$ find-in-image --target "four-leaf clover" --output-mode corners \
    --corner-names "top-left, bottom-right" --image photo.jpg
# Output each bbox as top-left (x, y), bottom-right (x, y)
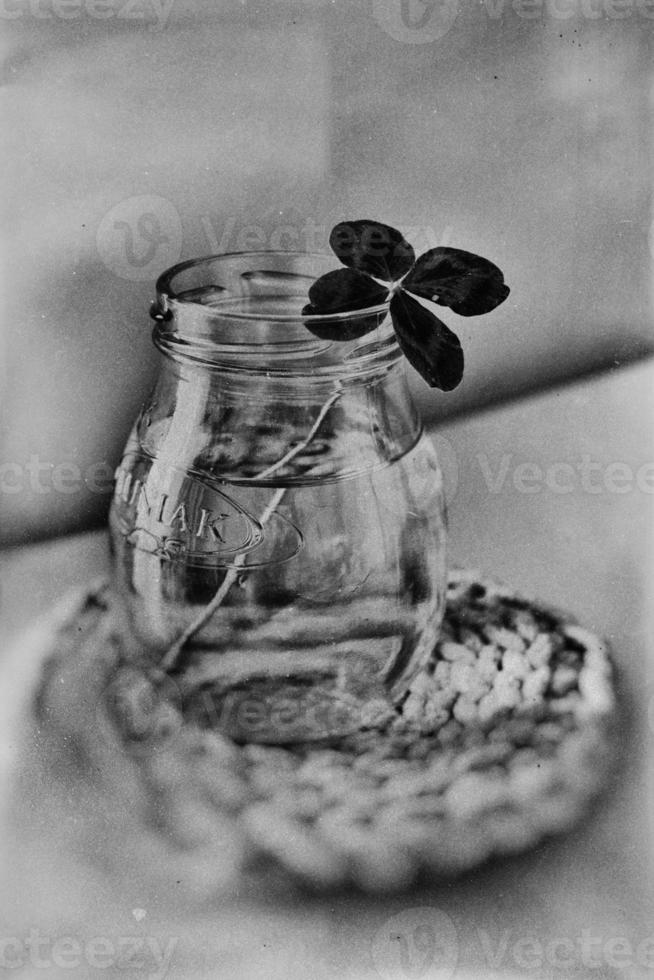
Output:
top-left (302, 220), bottom-right (510, 391)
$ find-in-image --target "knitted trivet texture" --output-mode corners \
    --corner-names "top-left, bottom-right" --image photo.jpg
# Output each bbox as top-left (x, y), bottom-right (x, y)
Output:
top-left (34, 570), bottom-right (618, 896)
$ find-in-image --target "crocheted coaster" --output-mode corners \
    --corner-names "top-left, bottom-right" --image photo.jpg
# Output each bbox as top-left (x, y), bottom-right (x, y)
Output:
top-left (33, 571), bottom-right (617, 896)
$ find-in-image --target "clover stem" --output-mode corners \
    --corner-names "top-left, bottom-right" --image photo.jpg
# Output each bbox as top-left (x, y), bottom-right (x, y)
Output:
top-left (161, 389), bottom-right (342, 674)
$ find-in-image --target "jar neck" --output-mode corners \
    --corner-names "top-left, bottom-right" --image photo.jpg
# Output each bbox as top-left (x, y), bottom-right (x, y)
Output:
top-left (151, 306), bottom-right (403, 385)
top-left (151, 250), bottom-right (402, 383)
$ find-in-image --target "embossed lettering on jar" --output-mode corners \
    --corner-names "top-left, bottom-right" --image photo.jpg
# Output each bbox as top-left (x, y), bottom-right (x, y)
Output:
top-left (109, 251), bottom-right (448, 743)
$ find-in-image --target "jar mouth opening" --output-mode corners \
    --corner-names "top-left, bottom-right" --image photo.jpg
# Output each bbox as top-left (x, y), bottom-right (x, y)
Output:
top-left (154, 250), bottom-right (390, 323)
top-left (152, 250), bottom-right (403, 378)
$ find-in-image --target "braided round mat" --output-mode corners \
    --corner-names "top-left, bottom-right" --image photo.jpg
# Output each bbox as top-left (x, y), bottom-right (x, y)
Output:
top-left (33, 570), bottom-right (618, 897)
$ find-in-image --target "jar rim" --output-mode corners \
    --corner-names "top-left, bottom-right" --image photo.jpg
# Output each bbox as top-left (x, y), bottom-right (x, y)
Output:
top-left (154, 250), bottom-right (391, 323)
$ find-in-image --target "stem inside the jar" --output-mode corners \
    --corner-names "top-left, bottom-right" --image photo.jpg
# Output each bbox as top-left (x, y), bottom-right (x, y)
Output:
top-left (160, 389), bottom-right (342, 674)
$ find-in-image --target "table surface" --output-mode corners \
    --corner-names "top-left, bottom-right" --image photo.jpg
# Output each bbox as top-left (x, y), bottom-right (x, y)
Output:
top-left (1, 360), bottom-right (653, 980)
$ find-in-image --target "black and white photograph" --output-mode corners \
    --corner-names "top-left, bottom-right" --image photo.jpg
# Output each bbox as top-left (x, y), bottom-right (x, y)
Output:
top-left (1, 2), bottom-right (653, 978)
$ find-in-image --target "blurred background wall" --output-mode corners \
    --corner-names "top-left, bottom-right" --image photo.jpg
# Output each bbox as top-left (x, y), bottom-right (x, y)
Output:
top-left (2, 0), bottom-right (652, 545)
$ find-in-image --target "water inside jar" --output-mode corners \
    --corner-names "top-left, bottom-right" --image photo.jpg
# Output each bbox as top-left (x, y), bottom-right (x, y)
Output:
top-left (110, 432), bottom-right (447, 743)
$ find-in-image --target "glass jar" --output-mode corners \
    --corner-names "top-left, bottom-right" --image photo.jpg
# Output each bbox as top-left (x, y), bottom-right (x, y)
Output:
top-left (109, 251), bottom-right (447, 743)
